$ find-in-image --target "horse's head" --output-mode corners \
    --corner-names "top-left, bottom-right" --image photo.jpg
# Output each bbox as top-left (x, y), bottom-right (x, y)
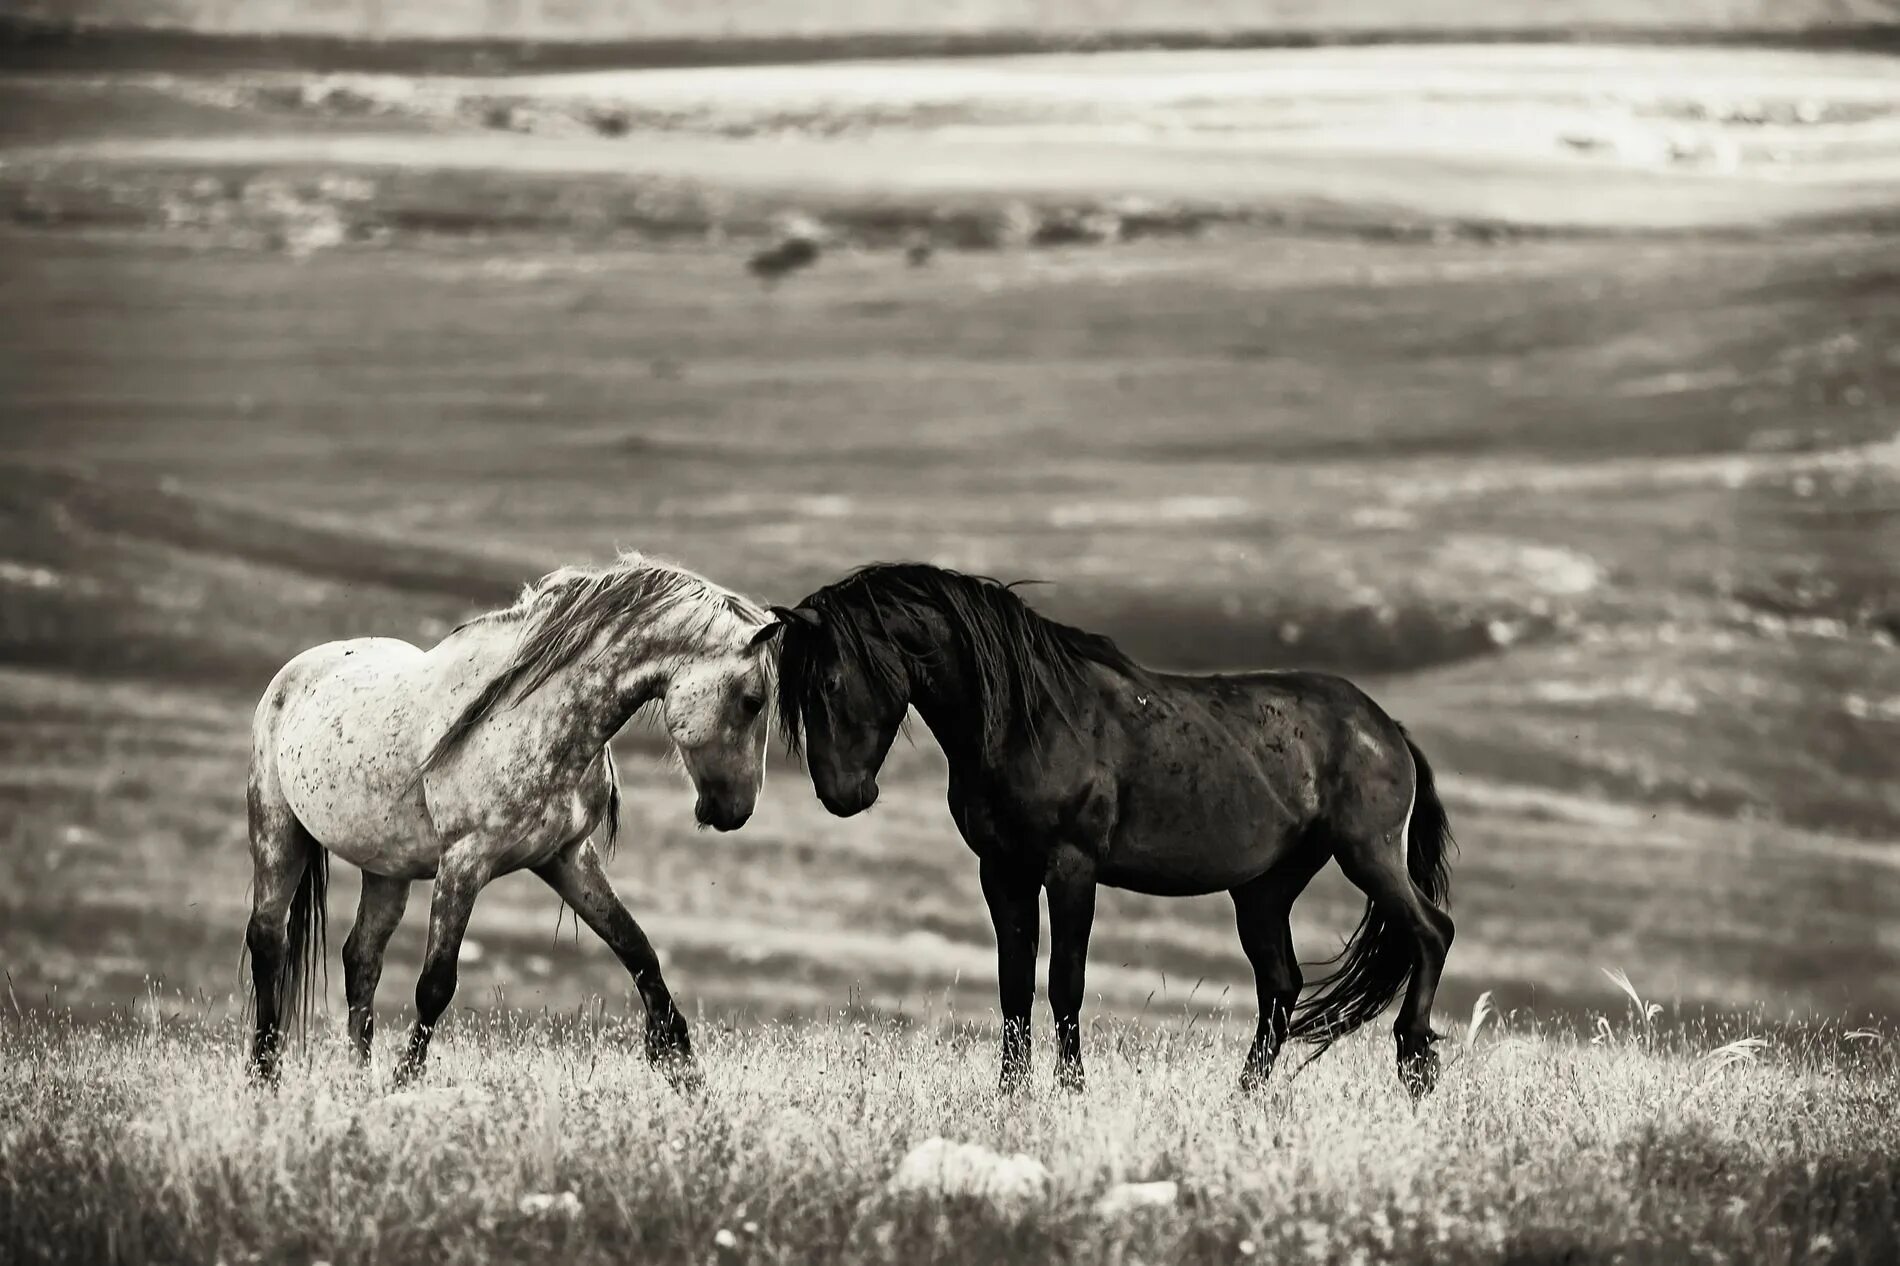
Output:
top-left (771, 563), bottom-right (1137, 819)
top-left (769, 599), bottom-right (910, 818)
top-left (661, 619), bottom-right (781, 832)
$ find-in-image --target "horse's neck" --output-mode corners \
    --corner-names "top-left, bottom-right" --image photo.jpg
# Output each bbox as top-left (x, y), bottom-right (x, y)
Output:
top-left (902, 614), bottom-right (1101, 778)
top-left (903, 630), bottom-right (993, 772)
top-left (552, 655), bottom-right (648, 754)
top-left (451, 617), bottom-right (677, 761)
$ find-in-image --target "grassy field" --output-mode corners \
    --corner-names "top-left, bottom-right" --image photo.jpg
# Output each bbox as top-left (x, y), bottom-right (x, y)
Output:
top-left (0, 42), bottom-right (1897, 1264)
top-left (3, 1008), bottom-right (1897, 1266)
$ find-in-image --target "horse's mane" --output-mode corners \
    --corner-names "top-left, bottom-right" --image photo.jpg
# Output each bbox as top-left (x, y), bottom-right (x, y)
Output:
top-left (419, 552), bottom-right (764, 776)
top-left (776, 562), bottom-right (1144, 759)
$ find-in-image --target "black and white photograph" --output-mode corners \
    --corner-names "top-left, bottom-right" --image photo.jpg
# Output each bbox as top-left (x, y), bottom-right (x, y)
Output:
top-left (2, 2), bottom-right (1897, 1263)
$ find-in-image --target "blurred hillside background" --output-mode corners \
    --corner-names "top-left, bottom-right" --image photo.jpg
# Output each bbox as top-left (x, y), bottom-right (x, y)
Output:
top-left (14, 0), bottom-right (1900, 40)
top-left (1, 1), bottom-right (1897, 1037)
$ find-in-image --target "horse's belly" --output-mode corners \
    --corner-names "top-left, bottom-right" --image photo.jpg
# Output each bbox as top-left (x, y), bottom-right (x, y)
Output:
top-left (1102, 786), bottom-right (1307, 897)
top-left (1098, 844), bottom-right (1271, 898)
top-left (275, 640), bottom-right (437, 876)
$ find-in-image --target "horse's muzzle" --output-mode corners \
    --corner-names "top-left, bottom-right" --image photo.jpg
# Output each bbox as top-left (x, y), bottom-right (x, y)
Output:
top-left (818, 776), bottom-right (878, 818)
top-left (694, 795), bottom-right (752, 832)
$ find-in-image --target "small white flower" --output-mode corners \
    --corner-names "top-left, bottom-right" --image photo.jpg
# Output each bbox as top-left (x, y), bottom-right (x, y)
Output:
top-left (714, 1228), bottom-right (739, 1250)
top-left (1238, 1240), bottom-right (1257, 1257)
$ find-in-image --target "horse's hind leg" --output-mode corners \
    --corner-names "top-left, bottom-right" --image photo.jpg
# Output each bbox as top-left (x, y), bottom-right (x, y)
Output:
top-left (534, 840), bottom-right (701, 1092)
top-left (343, 873), bottom-right (410, 1066)
top-left (1230, 837), bottom-right (1331, 1093)
top-left (1332, 814), bottom-right (1455, 1098)
top-left (246, 780), bottom-right (311, 1085)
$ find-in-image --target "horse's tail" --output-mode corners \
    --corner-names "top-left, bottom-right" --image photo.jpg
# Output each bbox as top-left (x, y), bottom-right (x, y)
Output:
top-left (279, 819), bottom-right (330, 1039)
top-left (1289, 727), bottom-right (1454, 1048)
top-left (599, 745), bottom-right (622, 860)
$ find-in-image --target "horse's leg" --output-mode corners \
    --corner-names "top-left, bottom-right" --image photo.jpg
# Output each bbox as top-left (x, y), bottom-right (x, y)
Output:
top-left (393, 844), bottom-right (493, 1087)
top-left (1044, 843), bottom-right (1097, 1093)
top-left (534, 840), bottom-right (701, 1092)
top-left (246, 784), bottom-right (310, 1086)
top-left (1332, 821), bottom-right (1455, 1098)
top-left (980, 855), bottom-right (1040, 1093)
top-left (1230, 841), bottom-right (1330, 1093)
top-left (343, 873), bottom-right (410, 1067)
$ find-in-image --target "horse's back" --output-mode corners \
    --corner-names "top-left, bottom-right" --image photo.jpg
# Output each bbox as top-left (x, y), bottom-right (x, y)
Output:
top-left (263, 637), bottom-right (427, 732)
top-left (1098, 667), bottom-right (1410, 894)
top-left (1168, 667), bottom-right (1412, 788)
top-left (259, 637), bottom-right (439, 875)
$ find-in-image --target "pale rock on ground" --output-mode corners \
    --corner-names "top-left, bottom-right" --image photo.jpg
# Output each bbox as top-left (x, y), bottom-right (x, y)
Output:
top-left (1093, 1180), bottom-right (1180, 1218)
top-left (517, 1190), bottom-right (583, 1219)
top-left (885, 1137), bottom-right (1052, 1208)
top-left (371, 1085), bottom-right (494, 1116)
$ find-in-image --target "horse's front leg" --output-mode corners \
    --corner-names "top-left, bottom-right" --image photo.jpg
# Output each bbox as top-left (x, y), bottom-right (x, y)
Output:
top-left (979, 855), bottom-right (1040, 1093)
top-left (1044, 843), bottom-right (1098, 1092)
top-left (393, 844), bottom-right (494, 1087)
top-left (535, 840), bottom-right (701, 1093)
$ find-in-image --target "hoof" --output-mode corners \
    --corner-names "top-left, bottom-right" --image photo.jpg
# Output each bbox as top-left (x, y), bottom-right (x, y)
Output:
top-left (1397, 1037), bottom-right (1441, 1100)
top-left (1237, 1046), bottom-right (1280, 1095)
top-left (645, 1018), bottom-right (693, 1065)
top-left (998, 1062), bottom-right (1031, 1096)
top-left (1054, 1062), bottom-right (1086, 1094)
top-left (249, 1033), bottom-right (283, 1089)
top-left (645, 1019), bottom-right (701, 1095)
top-left (656, 1053), bottom-right (705, 1096)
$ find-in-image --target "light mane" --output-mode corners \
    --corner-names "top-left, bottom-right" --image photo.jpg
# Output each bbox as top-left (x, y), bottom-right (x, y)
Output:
top-left (418, 551), bottom-right (766, 775)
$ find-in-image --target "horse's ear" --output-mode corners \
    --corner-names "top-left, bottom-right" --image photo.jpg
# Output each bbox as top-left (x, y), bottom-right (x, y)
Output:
top-left (748, 621), bottom-right (786, 649)
top-left (770, 604), bottom-right (824, 629)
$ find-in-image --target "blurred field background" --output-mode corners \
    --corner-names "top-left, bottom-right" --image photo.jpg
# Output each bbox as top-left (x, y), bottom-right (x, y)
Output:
top-left (16, 0), bottom-right (1900, 41)
top-left (1, 7), bottom-right (1898, 1051)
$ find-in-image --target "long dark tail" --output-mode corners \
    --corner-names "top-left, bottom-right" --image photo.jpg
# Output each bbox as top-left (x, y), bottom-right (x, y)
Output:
top-left (1289, 728), bottom-right (1454, 1047)
top-left (279, 821), bottom-right (329, 1040)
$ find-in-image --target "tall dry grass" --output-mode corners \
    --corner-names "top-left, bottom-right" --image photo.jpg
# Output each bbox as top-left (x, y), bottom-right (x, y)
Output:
top-left (3, 987), bottom-right (1895, 1266)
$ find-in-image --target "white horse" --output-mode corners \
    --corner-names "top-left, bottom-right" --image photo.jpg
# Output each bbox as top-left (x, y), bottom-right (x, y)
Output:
top-left (245, 551), bottom-right (784, 1088)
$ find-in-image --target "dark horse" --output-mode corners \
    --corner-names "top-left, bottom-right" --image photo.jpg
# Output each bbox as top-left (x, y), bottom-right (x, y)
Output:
top-left (769, 563), bottom-right (1454, 1096)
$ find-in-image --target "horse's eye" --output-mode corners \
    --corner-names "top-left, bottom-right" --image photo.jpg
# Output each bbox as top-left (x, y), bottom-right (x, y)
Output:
top-left (740, 693), bottom-right (765, 718)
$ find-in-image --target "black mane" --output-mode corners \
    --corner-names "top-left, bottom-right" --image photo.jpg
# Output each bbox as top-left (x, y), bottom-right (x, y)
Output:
top-left (775, 562), bottom-right (1144, 759)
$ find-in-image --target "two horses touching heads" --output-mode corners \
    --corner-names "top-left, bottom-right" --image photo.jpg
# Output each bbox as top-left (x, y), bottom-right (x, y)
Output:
top-left (247, 552), bottom-right (1454, 1099)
